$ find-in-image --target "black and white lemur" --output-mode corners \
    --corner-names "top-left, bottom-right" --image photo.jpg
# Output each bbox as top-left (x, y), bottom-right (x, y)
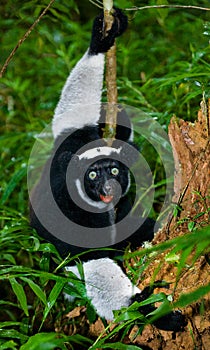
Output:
top-left (30, 8), bottom-right (186, 331)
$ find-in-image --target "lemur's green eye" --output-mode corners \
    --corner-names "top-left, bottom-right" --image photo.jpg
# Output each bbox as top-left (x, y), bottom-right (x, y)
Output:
top-left (89, 171), bottom-right (97, 180)
top-left (111, 167), bottom-right (119, 176)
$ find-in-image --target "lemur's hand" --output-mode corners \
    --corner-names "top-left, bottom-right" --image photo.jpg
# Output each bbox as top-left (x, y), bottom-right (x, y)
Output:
top-left (131, 282), bottom-right (187, 332)
top-left (89, 8), bottom-right (128, 55)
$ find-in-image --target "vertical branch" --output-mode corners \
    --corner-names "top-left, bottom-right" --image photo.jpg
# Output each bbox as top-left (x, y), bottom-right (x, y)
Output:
top-left (103, 0), bottom-right (118, 146)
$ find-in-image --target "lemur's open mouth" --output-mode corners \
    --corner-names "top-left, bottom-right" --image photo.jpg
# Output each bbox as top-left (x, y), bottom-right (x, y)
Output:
top-left (99, 194), bottom-right (114, 203)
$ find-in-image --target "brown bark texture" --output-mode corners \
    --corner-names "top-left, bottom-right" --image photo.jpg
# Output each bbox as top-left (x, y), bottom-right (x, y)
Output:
top-left (136, 99), bottom-right (210, 350)
top-left (102, 8), bottom-right (119, 145)
top-left (168, 98), bottom-right (210, 228)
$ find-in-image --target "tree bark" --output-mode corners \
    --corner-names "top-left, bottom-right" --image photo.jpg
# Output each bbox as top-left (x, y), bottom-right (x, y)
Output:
top-left (168, 99), bottom-right (210, 230)
top-left (141, 99), bottom-right (210, 350)
top-left (102, 1), bottom-right (119, 146)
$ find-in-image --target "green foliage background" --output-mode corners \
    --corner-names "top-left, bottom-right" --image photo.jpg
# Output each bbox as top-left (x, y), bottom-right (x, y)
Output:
top-left (0, 0), bottom-right (209, 348)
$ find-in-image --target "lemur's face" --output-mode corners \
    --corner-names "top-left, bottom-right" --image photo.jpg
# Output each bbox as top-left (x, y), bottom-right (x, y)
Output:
top-left (84, 159), bottom-right (130, 203)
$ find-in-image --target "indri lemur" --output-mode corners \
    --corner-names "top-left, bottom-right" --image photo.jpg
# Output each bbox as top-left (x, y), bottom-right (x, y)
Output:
top-left (30, 8), bottom-right (186, 330)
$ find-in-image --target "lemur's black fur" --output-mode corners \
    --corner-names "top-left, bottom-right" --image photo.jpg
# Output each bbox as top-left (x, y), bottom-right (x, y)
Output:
top-left (30, 8), bottom-right (187, 331)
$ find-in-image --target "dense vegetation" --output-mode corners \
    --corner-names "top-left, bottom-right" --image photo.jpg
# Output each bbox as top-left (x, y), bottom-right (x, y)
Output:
top-left (0, 0), bottom-right (209, 348)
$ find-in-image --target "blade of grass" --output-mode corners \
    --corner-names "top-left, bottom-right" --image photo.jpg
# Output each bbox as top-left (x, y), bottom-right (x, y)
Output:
top-left (0, 165), bottom-right (27, 205)
top-left (20, 277), bottom-right (47, 305)
top-left (9, 278), bottom-right (29, 316)
top-left (40, 280), bottom-right (66, 330)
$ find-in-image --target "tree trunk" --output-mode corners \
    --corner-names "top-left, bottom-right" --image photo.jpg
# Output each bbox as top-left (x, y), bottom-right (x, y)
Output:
top-left (136, 99), bottom-right (210, 350)
top-left (168, 98), bottom-right (210, 231)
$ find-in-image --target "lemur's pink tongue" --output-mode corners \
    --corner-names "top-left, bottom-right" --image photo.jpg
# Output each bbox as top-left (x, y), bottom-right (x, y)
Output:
top-left (100, 194), bottom-right (113, 203)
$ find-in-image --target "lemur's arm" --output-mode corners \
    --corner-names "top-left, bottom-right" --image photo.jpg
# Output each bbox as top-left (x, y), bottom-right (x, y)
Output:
top-left (52, 9), bottom-right (128, 139)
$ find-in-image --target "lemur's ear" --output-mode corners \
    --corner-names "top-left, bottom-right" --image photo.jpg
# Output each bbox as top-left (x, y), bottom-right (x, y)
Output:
top-left (71, 154), bottom-right (79, 165)
top-left (70, 154), bottom-right (83, 173)
top-left (70, 155), bottom-right (89, 176)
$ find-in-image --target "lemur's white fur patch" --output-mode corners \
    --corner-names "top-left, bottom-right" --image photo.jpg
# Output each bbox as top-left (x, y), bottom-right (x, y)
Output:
top-left (78, 146), bottom-right (122, 160)
top-left (66, 258), bottom-right (140, 321)
top-left (75, 179), bottom-right (108, 209)
top-left (52, 51), bottom-right (104, 139)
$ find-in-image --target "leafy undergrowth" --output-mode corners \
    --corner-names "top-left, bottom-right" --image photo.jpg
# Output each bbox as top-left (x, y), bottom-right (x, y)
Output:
top-left (0, 208), bottom-right (209, 349)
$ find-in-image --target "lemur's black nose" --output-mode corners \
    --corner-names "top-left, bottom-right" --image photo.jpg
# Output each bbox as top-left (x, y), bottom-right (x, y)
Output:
top-left (104, 182), bottom-right (112, 195)
top-left (103, 179), bottom-right (116, 196)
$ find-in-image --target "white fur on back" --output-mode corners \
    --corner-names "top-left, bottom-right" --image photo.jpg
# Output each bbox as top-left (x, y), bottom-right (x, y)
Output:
top-left (66, 258), bottom-right (140, 321)
top-left (52, 51), bottom-right (104, 138)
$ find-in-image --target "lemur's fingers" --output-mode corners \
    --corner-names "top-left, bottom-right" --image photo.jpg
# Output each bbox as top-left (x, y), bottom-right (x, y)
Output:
top-left (112, 7), bottom-right (128, 37)
top-left (132, 291), bottom-right (187, 332)
top-left (153, 310), bottom-right (187, 332)
top-left (89, 8), bottom-right (128, 55)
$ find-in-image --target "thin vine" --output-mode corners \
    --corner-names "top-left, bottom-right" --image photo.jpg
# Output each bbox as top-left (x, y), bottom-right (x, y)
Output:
top-left (125, 5), bottom-right (210, 12)
top-left (0, 0), bottom-right (55, 78)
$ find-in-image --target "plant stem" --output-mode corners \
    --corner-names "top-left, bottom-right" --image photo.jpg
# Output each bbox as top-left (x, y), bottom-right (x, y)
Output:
top-left (103, 0), bottom-right (118, 146)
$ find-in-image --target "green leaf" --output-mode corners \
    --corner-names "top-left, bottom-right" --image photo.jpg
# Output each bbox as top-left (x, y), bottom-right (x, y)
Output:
top-left (176, 245), bottom-right (193, 278)
top-left (0, 340), bottom-right (18, 350)
top-left (86, 301), bottom-right (97, 324)
top-left (0, 321), bottom-right (21, 328)
top-left (114, 310), bottom-right (143, 323)
top-left (156, 0), bottom-right (169, 21)
top-left (135, 293), bottom-right (166, 307)
top-left (165, 251), bottom-right (180, 263)
top-left (20, 333), bottom-right (65, 350)
top-left (0, 165), bottom-right (27, 205)
top-left (20, 277), bottom-right (47, 305)
top-left (20, 333), bottom-right (93, 350)
top-left (173, 204), bottom-right (182, 218)
top-left (0, 253), bottom-right (16, 264)
top-left (9, 278), bottom-right (29, 316)
top-left (40, 280), bottom-right (66, 329)
top-left (174, 283), bottom-right (210, 308)
top-left (188, 221), bottom-right (195, 232)
top-left (193, 212), bottom-right (206, 220)
top-left (0, 329), bottom-right (28, 343)
top-left (148, 299), bottom-right (171, 319)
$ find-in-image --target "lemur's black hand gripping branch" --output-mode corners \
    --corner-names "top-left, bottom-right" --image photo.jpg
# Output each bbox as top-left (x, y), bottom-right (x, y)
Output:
top-left (89, 8), bottom-right (128, 55)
